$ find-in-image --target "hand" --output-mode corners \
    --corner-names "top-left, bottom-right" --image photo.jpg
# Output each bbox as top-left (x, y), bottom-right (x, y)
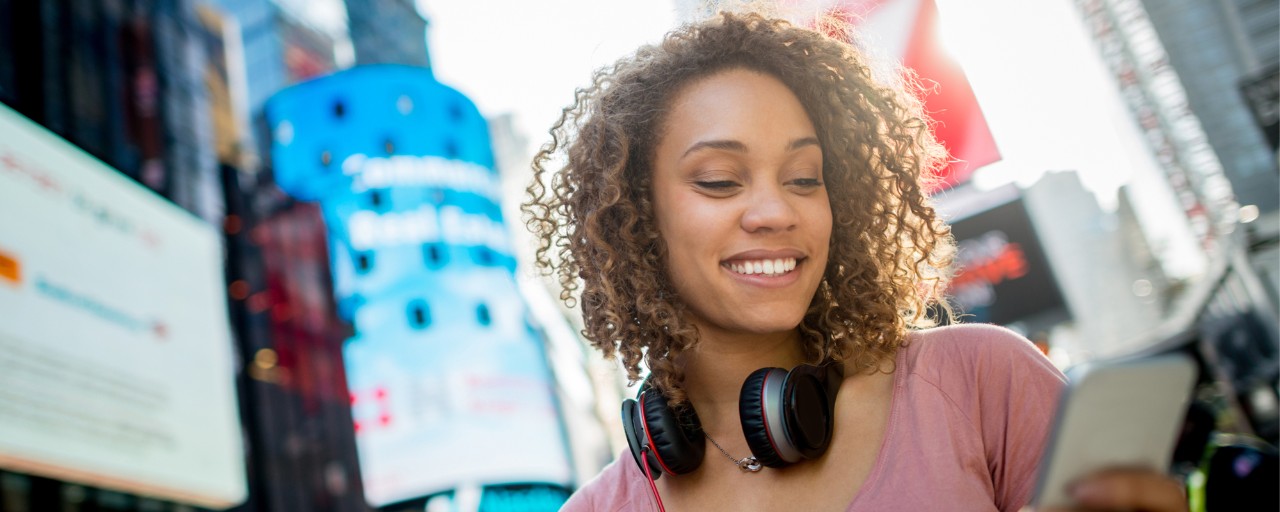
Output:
top-left (1033, 469), bottom-right (1189, 512)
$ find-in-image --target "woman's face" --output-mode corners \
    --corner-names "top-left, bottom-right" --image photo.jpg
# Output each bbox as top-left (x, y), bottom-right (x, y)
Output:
top-left (651, 68), bottom-right (832, 339)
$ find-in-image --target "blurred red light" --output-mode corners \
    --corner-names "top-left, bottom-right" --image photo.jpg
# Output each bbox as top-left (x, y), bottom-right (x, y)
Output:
top-left (224, 214), bottom-right (242, 235)
top-left (229, 280), bottom-right (250, 300)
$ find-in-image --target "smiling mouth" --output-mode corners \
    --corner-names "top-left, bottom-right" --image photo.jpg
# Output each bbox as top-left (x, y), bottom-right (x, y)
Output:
top-left (723, 257), bottom-right (799, 276)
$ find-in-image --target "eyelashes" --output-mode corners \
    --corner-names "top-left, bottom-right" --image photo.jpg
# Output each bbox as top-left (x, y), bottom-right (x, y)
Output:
top-left (696, 177), bottom-right (824, 198)
top-left (692, 179), bottom-right (824, 191)
top-left (694, 180), bottom-right (740, 190)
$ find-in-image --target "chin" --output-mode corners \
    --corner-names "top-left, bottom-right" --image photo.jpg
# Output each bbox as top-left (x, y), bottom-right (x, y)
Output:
top-left (730, 313), bottom-right (808, 335)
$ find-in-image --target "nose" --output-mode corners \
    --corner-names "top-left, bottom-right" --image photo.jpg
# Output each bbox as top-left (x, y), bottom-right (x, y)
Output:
top-left (741, 183), bottom-right (799, 233)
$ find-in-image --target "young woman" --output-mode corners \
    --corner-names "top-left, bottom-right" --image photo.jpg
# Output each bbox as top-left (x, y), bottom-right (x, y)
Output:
top-left (524, 12), bottom-right (1188, 512)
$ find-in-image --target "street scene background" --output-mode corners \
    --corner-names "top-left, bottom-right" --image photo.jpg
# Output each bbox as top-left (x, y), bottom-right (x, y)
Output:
top-left (0, 0), bottom-right (1276, 511)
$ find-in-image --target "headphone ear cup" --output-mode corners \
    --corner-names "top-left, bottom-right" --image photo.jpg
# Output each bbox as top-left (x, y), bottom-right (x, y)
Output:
top-left (621, 398), bottom-right (657, 478)
top-left (782, 365), bottom-right (839, 459)
top-left (639, 389), bottom-right (705, 476)
top-left (739, 368), bottom-right (793, 468)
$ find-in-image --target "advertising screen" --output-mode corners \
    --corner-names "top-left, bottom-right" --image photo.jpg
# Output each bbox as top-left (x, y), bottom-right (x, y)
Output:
top-left (949, 194), bottom-right (1067, 326)
top-left (0, 104), bottom-right (247, 508)
top-left (265, 65), bottom-right (572, 508)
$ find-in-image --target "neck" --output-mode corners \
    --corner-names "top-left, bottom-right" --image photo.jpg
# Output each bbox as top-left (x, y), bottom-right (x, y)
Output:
top-left (679, 326), bottom-right (808, 438)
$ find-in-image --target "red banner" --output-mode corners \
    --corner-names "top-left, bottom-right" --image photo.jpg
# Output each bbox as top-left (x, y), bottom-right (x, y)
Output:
top-left (800, 0), bottom-right (1000, 191)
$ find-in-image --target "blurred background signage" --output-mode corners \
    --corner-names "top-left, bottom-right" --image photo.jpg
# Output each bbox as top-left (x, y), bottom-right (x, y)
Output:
top-left (265, 65), bottom-right (572, 508)
top-left (948, 188), bottom-right (1069, 327)
top-left (0, 103), bottom-right (247, 508)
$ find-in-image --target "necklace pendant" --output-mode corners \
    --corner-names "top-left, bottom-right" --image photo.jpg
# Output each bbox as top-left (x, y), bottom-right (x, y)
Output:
top-left (737, 457), bottom-right (762, 472)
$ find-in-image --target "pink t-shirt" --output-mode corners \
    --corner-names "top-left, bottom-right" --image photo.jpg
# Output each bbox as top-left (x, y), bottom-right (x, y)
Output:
top-left (562, 323), bottom-right (1066, 511)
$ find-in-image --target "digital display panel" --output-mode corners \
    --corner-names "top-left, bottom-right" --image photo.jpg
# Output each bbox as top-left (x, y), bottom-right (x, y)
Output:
top-left (0, 104), bottom-right (247, 508)
top-left (265, 65), bottom-right (571, 507)
top-left (949, 195), bottom-right (1067, 325)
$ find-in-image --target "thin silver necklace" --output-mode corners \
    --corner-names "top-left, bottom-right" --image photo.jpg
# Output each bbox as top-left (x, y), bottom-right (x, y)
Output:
top-left (705, 432), bottom-right (762, 472)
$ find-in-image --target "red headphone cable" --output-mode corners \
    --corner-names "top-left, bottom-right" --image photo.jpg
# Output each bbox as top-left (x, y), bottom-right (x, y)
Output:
top-left (640, 447), bottom-right (667, 512)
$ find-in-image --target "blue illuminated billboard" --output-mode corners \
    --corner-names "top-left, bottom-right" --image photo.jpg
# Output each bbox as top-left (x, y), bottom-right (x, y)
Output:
top-left (265, 65), bottom-right (571, 508)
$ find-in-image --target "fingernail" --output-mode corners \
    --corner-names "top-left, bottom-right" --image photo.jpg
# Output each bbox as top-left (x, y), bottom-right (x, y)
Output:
top-left (1070, 480), bottom-right (1108, 505)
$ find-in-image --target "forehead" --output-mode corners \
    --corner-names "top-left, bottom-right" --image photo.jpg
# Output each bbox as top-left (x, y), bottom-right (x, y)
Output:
top-left (658, 68), bottom-right (818, 151)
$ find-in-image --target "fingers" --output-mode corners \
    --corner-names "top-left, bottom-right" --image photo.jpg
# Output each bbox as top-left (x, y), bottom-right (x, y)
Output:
top-left (1067, 469), bottom-right (1188, 512)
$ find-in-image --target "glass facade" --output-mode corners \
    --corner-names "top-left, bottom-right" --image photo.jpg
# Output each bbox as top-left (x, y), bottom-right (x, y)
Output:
top-left (344, 0), bottom-right (429, 68)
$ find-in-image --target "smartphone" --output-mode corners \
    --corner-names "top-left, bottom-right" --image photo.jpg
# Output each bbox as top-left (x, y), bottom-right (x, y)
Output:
top-left (1031, 353), bottom-right (1198, 509)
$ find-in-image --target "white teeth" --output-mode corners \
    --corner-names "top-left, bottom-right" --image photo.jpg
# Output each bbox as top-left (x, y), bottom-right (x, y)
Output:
top-left (726, 257), bottom-right (798, 276)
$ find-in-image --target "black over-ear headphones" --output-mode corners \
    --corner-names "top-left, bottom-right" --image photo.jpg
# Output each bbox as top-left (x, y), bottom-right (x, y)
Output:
top-left (621, 363), bottom-right (843, 478)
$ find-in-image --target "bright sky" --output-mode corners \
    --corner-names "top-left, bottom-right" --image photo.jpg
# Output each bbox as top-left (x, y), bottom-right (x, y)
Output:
top-left (422, 1), bottom-right (680, 146)
top-left (420, 0), bottom-right (1202, 277)
top-left (424, 0), bottom-right (1127, 191)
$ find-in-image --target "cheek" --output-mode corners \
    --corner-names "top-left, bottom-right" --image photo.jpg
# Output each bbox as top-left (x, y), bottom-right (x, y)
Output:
top-left (660, 192), bottom-right (720, 243)
top-left (660, 211), bottom-right (706, 272)
top-left (811, 200), bottom-right (835, 265)
top-left (656, 199), bottom-right (728, 286)
top-left (811, 196), bottom-right (834, 236)
top-left (653, 206), bottom-right (695, 277)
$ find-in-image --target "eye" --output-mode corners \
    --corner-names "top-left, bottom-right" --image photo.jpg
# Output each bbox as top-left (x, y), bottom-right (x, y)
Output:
top-left (788, 178), bottom-right (825, 190)
top-left (695, 180), bottom-right (740, 190)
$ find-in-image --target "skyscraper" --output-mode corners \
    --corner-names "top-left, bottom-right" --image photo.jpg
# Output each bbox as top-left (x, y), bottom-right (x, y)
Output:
top-left (345, 0), bottom-right (430, 67)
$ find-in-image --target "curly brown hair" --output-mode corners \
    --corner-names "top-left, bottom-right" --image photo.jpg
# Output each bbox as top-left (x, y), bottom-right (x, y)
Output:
top-left (523, 11), bottom-right (955, 409)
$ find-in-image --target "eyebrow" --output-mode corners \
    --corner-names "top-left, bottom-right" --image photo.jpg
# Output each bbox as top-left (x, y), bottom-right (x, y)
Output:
top-left (681, 136), bottom-right (821, 159)
top-left (788, 137), bottom-right (821, 151)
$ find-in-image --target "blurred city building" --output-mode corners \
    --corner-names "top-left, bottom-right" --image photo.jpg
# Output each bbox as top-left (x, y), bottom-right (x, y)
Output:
top-left (1072, 0), bottom-right (1279, 444)
top-left (221, 188), bottom-right (368, 512)
top-left (204, 0), bottom-right (343, 157)
top-left (1073, 0), bottom-right (1242, 254)
top-left (1140, 0), bottom-right (1277, 215)
top-left (1073, 0), bottom-right (1279, 301)
top-left (489, 112), bottom-right (626, 480)
top-left (1023, 171), bottom-right (1166, 359)
top-left (0, 0), bottom-right (221, 223)
top-left (1115, 184), bottom-right (1178, 315)
top-left (344, 0), bottom-right (430, 67)
top-left (275, 10), bottom-right (339, 84)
